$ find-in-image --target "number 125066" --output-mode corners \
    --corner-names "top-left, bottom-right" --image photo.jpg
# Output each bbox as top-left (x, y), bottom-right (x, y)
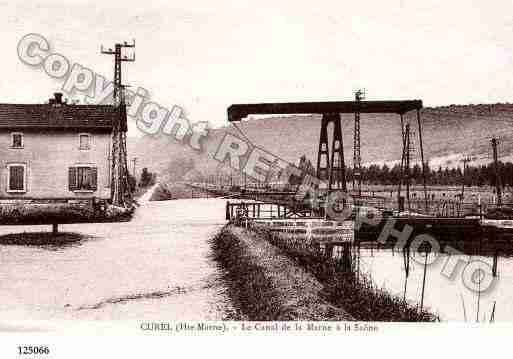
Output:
top-left (18, 346), bottom-right (50, 355)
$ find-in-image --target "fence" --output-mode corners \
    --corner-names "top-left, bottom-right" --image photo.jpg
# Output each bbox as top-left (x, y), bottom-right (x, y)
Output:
top-left (225, 201), bottom-right (318, 221)
top-left (251, 218), bottom-right (354, 244)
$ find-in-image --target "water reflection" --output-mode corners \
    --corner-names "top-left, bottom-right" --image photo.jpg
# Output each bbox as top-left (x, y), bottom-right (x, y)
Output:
top-left (359, 248), bottom-right (513, 321)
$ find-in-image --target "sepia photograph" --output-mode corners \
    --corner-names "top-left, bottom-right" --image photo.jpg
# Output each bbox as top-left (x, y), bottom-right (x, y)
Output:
top-left (0, 0), bottom-right (512, 357)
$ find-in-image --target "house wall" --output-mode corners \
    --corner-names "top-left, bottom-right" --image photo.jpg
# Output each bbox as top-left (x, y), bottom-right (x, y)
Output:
top-left (0, 130), bottom-right (111, 199)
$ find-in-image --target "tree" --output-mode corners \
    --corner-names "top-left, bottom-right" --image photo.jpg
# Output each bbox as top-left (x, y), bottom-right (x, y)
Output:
top-left (380, 164), bottom-right (390, 184)
top-left (128, 174), bottom-right (137, 193)
top-left (140, 168), bottom-right (153, 187)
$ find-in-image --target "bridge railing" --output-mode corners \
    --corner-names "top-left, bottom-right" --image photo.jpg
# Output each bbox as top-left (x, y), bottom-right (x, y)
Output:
top-left (226, 201), bottom-right (319, 222)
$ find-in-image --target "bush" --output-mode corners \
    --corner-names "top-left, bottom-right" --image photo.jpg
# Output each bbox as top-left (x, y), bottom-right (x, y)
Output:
top-left (0, 202), bottom-right (134, 225)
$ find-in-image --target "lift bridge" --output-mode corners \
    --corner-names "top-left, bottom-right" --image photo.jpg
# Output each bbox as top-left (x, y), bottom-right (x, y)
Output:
top-left (225, 98), bottom-right (428, 212)
top-left (222, 97), bottom-right (484, 245)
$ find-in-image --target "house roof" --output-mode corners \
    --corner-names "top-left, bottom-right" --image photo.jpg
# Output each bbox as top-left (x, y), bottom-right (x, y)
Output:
top-left (0, 103), bottom-right (117, 131)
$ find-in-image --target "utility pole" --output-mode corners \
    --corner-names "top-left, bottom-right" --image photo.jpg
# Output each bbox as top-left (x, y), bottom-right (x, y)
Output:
top-left (353, 89), bottom-right (365, 197)
top-left (405, 124), bottom-right (411, 210)
top-left (491, 138), bottom-right (502, 206)
top-left (398, 123), bottom-right (412, 211)
top-left (460, 155), bottom-right (473, 201)
top-left (101, 40), bottom-right (135, 207)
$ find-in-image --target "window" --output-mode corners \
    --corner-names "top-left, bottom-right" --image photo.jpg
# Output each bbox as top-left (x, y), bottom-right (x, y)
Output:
top-left (7, 164), bottom-right (26, 192)
top-left (11, 133), bottom-right (23, 148)
top-left (79, 133), bottom-right (91, 150)
top-left (69, 166), bottom-right (97, 191)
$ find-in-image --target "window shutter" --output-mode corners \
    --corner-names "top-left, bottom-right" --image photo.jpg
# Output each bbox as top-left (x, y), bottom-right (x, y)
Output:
top-left (69, 167), bottom-right (77, 191)
top-left (91, 167), bottom-right (98, 191)
top-left (9, 166), bottom-right (25, 191)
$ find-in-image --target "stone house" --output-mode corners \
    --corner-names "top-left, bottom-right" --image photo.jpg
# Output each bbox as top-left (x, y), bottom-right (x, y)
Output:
top-left (0, 93), bottom-right (116, 201)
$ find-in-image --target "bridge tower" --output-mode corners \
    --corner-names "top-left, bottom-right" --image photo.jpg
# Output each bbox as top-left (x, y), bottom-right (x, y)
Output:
top-left (101, 41), bottom-right (135, 207)
top-left (316, 113), bottom-right (347, 193)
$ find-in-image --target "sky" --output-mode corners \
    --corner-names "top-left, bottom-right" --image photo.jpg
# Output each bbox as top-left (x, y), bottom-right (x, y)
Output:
top-left (2, 0), bottom-right (513, 136)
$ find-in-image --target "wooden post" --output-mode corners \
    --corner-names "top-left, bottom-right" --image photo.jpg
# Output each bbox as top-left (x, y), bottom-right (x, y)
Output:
top-left (420, 250), bottom-right (429, 312)
top-left (403, 247), bottom-right (410, 302)
top-left (52, 223), bottom-right (58, 234)
top-left (492, 250), bottom-right (498, 277)
top-left (325, 243), bottom-right (334, 259)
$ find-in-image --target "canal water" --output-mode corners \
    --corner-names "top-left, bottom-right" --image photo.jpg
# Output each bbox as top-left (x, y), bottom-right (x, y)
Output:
top-left (0, 198), bottom-right (235, 321)
top-left (234, 200), bottom-right (513, 322)
top-left (359, 248), bottom-right (513, 321)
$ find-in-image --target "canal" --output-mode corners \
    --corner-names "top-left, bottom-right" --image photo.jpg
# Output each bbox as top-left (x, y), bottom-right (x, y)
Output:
top-left (359, 249), bottom-right (513, 321)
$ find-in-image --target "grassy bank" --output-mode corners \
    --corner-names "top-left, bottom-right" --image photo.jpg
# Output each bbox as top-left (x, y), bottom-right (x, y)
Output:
top-left (211, 225), bottom-right (353, 321)
top-left (214, 225), bottom-right (438, 322)
top-left (256, 227), bottom-right (439, 322)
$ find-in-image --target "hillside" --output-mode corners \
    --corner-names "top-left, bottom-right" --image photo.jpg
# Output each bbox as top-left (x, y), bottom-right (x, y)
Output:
top-left (127, 103), bottom-right (513, 181)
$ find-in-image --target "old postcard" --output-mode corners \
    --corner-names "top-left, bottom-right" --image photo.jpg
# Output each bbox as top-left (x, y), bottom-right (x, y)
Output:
top-left (0, 0), bottom-right (511, 357)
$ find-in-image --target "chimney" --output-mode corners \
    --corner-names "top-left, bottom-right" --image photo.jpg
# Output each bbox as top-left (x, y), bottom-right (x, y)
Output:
top-left (54, 92), bottom-right (63, 104)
